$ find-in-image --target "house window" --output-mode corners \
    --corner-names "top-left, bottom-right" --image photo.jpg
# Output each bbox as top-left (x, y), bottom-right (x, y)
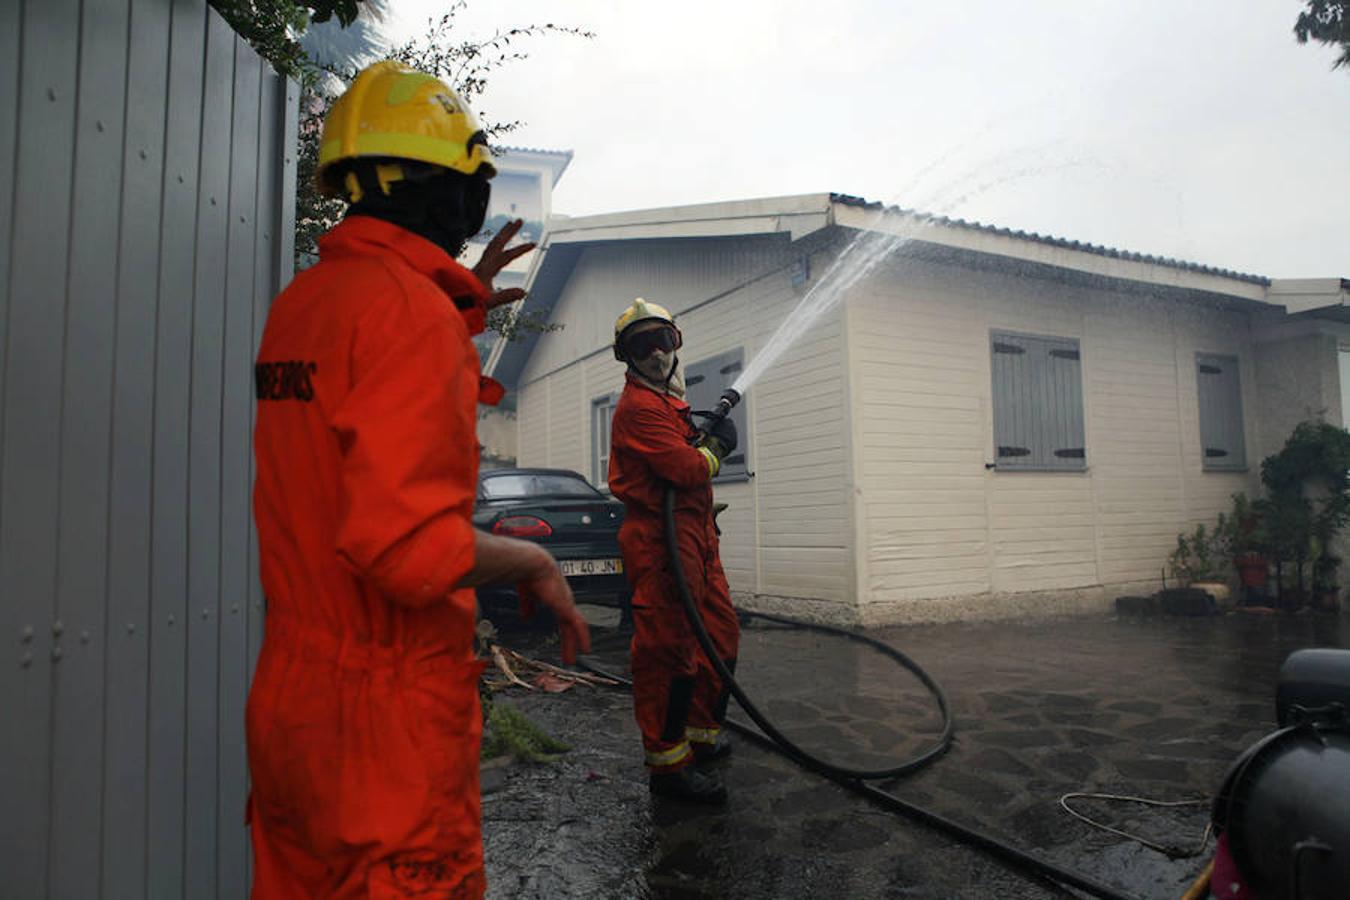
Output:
top-left (684, 348), bottom-right (749, 479)
top-left (1196, 353), bottom-right (1246, 471)
top-left (989, 330), bottom-right (1086, 471)
top-left (591, 394), bottom-right (618, 486)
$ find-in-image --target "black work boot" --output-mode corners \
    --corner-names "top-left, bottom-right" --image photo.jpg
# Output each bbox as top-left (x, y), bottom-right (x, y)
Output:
top-left (649, 766), bottom-right (728, 804)
top-left (691, 734), bottom-right (733, 766)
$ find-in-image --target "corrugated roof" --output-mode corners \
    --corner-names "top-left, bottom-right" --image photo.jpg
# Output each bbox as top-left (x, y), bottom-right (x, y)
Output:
top-left (493, 146), bottom-right (574, 184)
top-left (489, 191), bottom-right (1281, 390)
top-left (498, 145), bottom-right (573, 156)
top-left (830, 193), bottom-right (1271, 286)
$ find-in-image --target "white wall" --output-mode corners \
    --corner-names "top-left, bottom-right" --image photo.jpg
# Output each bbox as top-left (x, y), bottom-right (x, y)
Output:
top-left (520, 232), bottom-right (1282, 625)
top-left (738, 250), bottom-right (853, 616)
top-left (461, 153), bottom-right (562, 292)
top-left (1253, 328), bottom-right (1343, 461)
top-left (848, 256), bottom-right (1262, 624)
top-left (1250, 321), bottom-right (1350, 579)
top-left (516, 235), bottom-right (857, 618)
top-left (490, 171), bottom-right (542, 222)
top-left (521, 237), bottom-right (786, 383)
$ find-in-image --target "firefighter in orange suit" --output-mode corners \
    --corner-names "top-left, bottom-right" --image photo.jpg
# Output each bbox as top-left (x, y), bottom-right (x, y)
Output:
top-left (247, 61), bottom-right (590, 899)
top-left (608, 299), bottom-right (741, 804)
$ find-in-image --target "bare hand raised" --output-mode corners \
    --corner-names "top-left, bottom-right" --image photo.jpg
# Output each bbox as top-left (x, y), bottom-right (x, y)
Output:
top-left (472, 218), bottom-right (537, 310)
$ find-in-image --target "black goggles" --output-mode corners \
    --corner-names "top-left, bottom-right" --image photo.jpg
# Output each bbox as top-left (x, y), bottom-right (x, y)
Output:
top-left (624, 324), bottom-right (682, 360)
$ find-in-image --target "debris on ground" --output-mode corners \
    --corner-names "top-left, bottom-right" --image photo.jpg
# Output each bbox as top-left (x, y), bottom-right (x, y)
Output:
top-left (484, 642), bottom-right (620, 693)
top-left (489, 644), bottom-right (536, 691)
top-left (474, 620), bottom-right (619, 762)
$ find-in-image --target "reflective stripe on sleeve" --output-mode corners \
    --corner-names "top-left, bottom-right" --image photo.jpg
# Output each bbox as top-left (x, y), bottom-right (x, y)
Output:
top-left (698, 446), bottom-right (720, 478)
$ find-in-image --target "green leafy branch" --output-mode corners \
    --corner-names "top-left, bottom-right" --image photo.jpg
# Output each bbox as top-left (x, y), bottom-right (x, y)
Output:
top-left (481, 701), bottom-right (571, 763)
top-left (1295, 1), bottom-right (1350, 71)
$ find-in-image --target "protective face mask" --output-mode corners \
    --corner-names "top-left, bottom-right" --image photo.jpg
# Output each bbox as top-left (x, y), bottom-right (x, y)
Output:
top-left (633, 350), bottom-right (686, 398)
top-left (636, 349), bottom-right (675, 383)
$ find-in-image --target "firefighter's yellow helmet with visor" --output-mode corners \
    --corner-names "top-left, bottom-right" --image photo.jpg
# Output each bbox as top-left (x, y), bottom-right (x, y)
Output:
top-left (316, 60), bottom-right (495, 199)
top-left (613, 299), bottom-right (682, 362)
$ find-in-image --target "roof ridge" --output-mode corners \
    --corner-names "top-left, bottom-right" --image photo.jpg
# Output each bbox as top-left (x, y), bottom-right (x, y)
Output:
top-left (828, 192), bottom-right (1270, 286)
top-left (497, 145), bottom-right (574, 157)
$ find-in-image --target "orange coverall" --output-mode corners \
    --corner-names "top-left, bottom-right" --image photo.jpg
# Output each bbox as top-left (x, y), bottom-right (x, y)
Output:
top-left (248, 214), bottom-right (498, 898)
top-left (608, 373), bottom-right (740, 770)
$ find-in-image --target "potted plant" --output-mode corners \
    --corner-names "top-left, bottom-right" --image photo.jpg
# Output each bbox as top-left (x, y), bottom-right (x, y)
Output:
top-left (1223, 493), bottom-right (1270, 590)
top-left (1169, 523), bottom-right (1230, 606)
top-left (1259, 421), bottom-right (1350, 610)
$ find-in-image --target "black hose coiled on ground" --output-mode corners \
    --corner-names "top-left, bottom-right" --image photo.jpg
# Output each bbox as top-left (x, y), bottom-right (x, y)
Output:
top-left (629, 485), bottom-right (1139, 900)
top-left (661, 490), bottom-right (955, 780)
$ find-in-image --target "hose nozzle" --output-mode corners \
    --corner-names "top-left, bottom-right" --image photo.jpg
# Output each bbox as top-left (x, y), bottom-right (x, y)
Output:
top-left (712, 388), bottom-right (741, 421)
top-left (695, 388), bottom-right (742, 440)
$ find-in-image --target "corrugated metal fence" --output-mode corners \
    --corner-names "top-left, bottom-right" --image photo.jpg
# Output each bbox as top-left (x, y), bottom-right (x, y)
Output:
top-left (0, 0), bottom-right (298, 896)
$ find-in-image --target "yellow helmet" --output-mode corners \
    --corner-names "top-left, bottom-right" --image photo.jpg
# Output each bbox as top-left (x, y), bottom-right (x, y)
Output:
top-left (613, 298), bottom-right (680, 362)
top-left (316, 60), bottom-right (495, 198)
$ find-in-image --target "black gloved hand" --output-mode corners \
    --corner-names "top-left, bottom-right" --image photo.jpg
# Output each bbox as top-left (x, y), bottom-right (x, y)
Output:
top-left (702, 415), bottom-right (738, 460)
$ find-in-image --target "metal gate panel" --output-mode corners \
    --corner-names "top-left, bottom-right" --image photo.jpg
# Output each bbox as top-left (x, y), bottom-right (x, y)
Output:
top-left (146, 3), bottom-right (208, 895)
top-left (276, 81), bottom-right (298, 294)
top-left (183, 10), bottom-right (236, 897)
top-left (0, 0), bottom-right (19, 446)
top-left (216, 36), bottom-right (264, 899)
top-left (1, 0), bottom-right (298, 894)
top-left (100, 0), bottom-right (172, 894)
top-left (244, 86), bottom-right (297, 889)
top-left (0, 1), bottom-right (82, 895)
top-left (48, 0), bottom-right (132, 894)
top-left (246, 66), bottom-right (286, 725)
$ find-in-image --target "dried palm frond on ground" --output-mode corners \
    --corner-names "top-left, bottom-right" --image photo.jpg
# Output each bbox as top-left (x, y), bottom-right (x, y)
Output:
top-left (488, 644), bottom-right (535, 691)
top-left (474, 618), bottom-right (618, 762)
top-left (499, 647), bottom-right (620, 690)
top-left (481, 638), bottom-right (620, 694)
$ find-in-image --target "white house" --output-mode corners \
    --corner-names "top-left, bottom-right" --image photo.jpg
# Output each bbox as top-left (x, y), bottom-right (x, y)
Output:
top-left (487, 192), bottom-right (1350, 625)
top-left (463, 145), bottom-right (573, 292)
top-left (462, 146), bottom-right (572, 464)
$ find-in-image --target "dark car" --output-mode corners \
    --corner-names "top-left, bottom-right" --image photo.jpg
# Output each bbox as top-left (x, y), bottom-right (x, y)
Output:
top-left (473, 468), bottom-right (629, 616)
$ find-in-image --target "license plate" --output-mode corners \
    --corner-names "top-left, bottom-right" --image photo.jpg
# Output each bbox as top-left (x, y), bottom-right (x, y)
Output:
top-left (558, 558), bottom-right (623, 577)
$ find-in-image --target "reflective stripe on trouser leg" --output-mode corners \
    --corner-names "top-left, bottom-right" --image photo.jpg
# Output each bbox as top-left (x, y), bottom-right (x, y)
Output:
top-left (645, 740), bottom-right (693, 769)
top-left (685, 726), bottom-right (720, 745)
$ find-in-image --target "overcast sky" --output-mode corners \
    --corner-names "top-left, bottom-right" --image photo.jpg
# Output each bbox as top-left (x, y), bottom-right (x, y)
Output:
top-left (387, 1), bottom-right (1350, 278)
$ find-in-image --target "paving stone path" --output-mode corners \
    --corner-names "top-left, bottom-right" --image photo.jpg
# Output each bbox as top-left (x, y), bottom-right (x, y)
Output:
top-left (482, 611), bottom-right (1348, 899)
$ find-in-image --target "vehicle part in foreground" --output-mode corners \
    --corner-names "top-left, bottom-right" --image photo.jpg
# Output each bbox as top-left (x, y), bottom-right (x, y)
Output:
top-left (1209, 648), bottom-right (1350, 900)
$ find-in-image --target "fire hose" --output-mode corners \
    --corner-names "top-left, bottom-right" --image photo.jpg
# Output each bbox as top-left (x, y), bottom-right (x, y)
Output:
top-left (581, 388), bottom-right (1143, 900)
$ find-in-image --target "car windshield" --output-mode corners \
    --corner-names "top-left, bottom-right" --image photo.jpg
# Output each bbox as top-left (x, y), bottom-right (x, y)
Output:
top-left (480, 473), bottom-right (602, 500)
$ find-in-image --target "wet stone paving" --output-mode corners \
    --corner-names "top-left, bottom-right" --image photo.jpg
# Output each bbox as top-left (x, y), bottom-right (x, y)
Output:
top-left (480, 610), bottom-right (1349, 899)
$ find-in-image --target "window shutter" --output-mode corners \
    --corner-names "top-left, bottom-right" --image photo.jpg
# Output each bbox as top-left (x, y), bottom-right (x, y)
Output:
top-left (990, 331), bottom-right (1085, 470)
top-left (684, 362), bottom-right (716, 419)
top-left (991, 333), bottom-right (1033, 466)
top-left (591, 395), bottom-right (617, 485)
top-left (1196, 354), bottom-right (1246, 470)
top-left (684, 348), bottom-right (748, 478)
top-left (1043, 337), bottom-right (1086, 470)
